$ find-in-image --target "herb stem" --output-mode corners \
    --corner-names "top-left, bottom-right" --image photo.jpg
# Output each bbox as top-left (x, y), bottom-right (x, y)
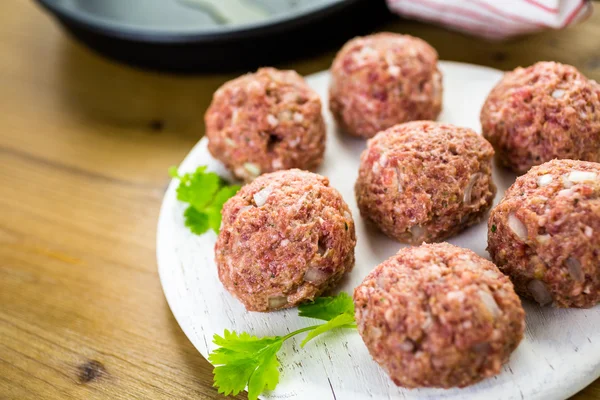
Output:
top-left (282, 325), bottom-right (322, 341)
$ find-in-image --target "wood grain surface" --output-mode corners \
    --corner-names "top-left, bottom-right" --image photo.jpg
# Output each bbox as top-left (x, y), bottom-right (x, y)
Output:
top-left (1, 1), bottom-right (599, 399)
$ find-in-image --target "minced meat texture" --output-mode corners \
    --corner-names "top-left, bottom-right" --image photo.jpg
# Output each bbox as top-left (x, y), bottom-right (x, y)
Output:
top-left (329, 33), bottom-right (442, 139)
top-left (488, 159), bottom-right (600, 308)
top-left (354, 243), bottom-right (525, 388)
top-left (215, 169), bottom-right (356, 312)
top-left (206, 68), bottom-right (326, 181)
top-left (481, 61), bottom-right (600, 174)
top-left (355, 121), bottom-right (496, 244)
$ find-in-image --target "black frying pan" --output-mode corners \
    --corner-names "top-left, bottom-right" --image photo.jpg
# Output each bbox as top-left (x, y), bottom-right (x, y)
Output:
top-left (35, 0), bottom-right (393, 73)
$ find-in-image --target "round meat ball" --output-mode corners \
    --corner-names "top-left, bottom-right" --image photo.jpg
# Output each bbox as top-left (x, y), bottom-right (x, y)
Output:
top-left (354, 243), bottom-right (525, 389)
top-left (481, 61), bottom-right (600, 174)
top-left (329, 33), bottom-right (442, 139)
top-left (215, 169), bottom-right (356, 312)
top-left (488, 159), bottom-right (600, 308)
top-left (355, 121), bottom-right (496, 244)
top-left (206, 68), bottom-right (326, 181)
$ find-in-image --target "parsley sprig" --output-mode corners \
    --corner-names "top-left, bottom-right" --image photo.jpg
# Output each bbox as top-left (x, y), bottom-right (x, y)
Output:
top-left (210, 292), bottom-right (356, 399)
top-left (169, 166), bottom-right (240, 235)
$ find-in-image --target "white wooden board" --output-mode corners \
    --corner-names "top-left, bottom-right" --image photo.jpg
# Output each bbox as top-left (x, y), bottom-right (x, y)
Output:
top-left (157, 61), bottom-right (600, 400)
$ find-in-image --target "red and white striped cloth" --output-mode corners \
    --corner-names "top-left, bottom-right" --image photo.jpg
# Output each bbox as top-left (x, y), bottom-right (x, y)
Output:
top-left (386, 0), bottom-right (593, 40)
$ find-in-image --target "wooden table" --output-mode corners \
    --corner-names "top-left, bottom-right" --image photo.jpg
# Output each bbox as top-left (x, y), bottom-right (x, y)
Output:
top-left (1, 1), bottom-right (599, 399)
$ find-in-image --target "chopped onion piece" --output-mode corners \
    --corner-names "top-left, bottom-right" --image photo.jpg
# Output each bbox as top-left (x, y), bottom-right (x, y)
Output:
top-left (231, 108), bottom-right (240, 124)
top-left (293, 112), bottom-right (304, 123)
top-left (536, 234), bottom-right (551, 244)
top-left (304, 268), bottom-right (329, 284)
top-left (289, 137), bottom-right (301, 147)
top-left (224, 138), bottom-right (236, 147)
top-left (410, 225), bottom-right (425, 241)
top-left (552, 89), bottom-right (565, 98)
top-left (421, 315), bottom-right (433, 330)
top-left (238, 205), bottom-right (254, 215)
top-left (561, 174), bottom-right (574, 188)
top-left (268, 296), bottom-right (288, 310)
top-left (379, 152), bottom-right (389, 167)
top-left (344, 210), bottom-right (352, 220)
top-left (479, 290), bottom-right (501, 318)
top-left (396, 167), bottom-right (404, 193)
top-left (266, 114), bottom-right (279, 127)
top-left (558, 188), bottom-right (574, 197)
top-left (372, 161), bottom-right (381, 174)
top-left (567, 170), bottom-right (597, 183)
top-left (527, 279), bottom-right (553, 305)
top-left (566, 257), bottom-right (584, 282)
top-left (508, 213), bottom-right (527, 240)
top-left (537, 174), bottom-right (553, 187)
top-left (278, 110), bottom-right (292, 121)
top-left (447, 291), bottom-right (466, 302)
top-left (294, 192), bottom-right (309, 211)
top-left (370, 326), bottom-right (382, 339)
top-left (253, 187), bottom-right (272, 207)
top-left (398, 340), bottom-right (415, 352)
top-left (388, 65), bottom-right (401, 77)
top-left (243, 162), bottom-right (261, 177)
top-left (463, 173), bottom-right (482, 204)
top-left (585, 226), bottom-right (593, 237)
top-left (280, 239), bottom-right (289, 246)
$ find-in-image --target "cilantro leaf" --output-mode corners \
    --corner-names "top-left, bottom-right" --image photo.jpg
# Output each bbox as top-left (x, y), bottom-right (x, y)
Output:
top-left (209, 293), bottom-right (357, 399)
top-left (300, 312), bottom-right (356, 347)
top-left (247, 344), bottom-right (281, 399)
top-left (298, 292), bottom-right (355, 321)
top-left (209, 330), bottom-right (284, 400)
top-left (175, 166), bottom-right (222, 210)
top-left (206, 185), bottom-right (241, 233)
top-left (183, 206), bottom-right (209, 235)
top-left (170, 166), bottom-right (240, 235)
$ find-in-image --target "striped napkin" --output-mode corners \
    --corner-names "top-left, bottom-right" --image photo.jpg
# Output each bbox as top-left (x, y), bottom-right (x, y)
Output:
top-left (386, 0), bottom-right (593, 39)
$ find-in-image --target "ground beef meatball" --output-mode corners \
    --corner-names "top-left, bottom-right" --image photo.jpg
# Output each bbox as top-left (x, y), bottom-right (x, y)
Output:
top-left (354, 243), bottom-right (525, 389)
top-left (481, 61), bottom-right (600, 174)
top-left (215, 169), bottom-right (356, 312)
top-left (206, 68), bottom-right (326, 181)
top-left (355, 121), bottom-right (496, 244)
top-left (488, 159), bottom-right (600, 308)
top-left (329, 33), bottom-right (442, 139)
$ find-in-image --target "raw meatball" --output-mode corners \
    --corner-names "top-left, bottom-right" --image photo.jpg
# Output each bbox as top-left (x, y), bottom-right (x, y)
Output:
top-left (354, 243), bottom-right (525, 389)
top-left (329, 33), bottom-right (442, 139)
top-left (488, 159), bottom-right (600, 308)
top-left (206, 68), bottom-right (326, 181)
top-left (481, 61), bottom-right (600, 174)
top-left (355, 121), bottom-right (496, 244)
top-left (215, 169), bottom-right (356, 312)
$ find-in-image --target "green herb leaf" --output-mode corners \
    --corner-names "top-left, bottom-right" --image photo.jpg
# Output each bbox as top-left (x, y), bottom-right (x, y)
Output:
top-left (170, 166), bottom-right (240, 235)
top-left (300, 312), bottom-right (356, 347)
top-left (175, 166), bottom-right (222, 210)
top-left (209, 330), bottom-right (283, 399)
top-left (209, 293), bottom-right (357, 399)
top-left (206, 185), bottom-right (241, 233)
top-left (183, 206), bottom-right (209, 235)
top-left (298, 292), bottom-right (355, 321)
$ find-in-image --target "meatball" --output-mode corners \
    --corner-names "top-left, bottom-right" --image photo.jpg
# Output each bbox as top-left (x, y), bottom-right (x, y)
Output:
top-left (329, 33), bottom-right (442, 139)
top-left (481, 61), bottom-right (600, 174)
top-left (355, 121), bottom-right (496, 244)
top-left (354, 243), bottom-right (525, 389)
top-left (215, 169), bottom-right (356, 312)
top-left (206, 68), bottom-right (326, 181)
top-left (487, 159), bottom-right (600, 308)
